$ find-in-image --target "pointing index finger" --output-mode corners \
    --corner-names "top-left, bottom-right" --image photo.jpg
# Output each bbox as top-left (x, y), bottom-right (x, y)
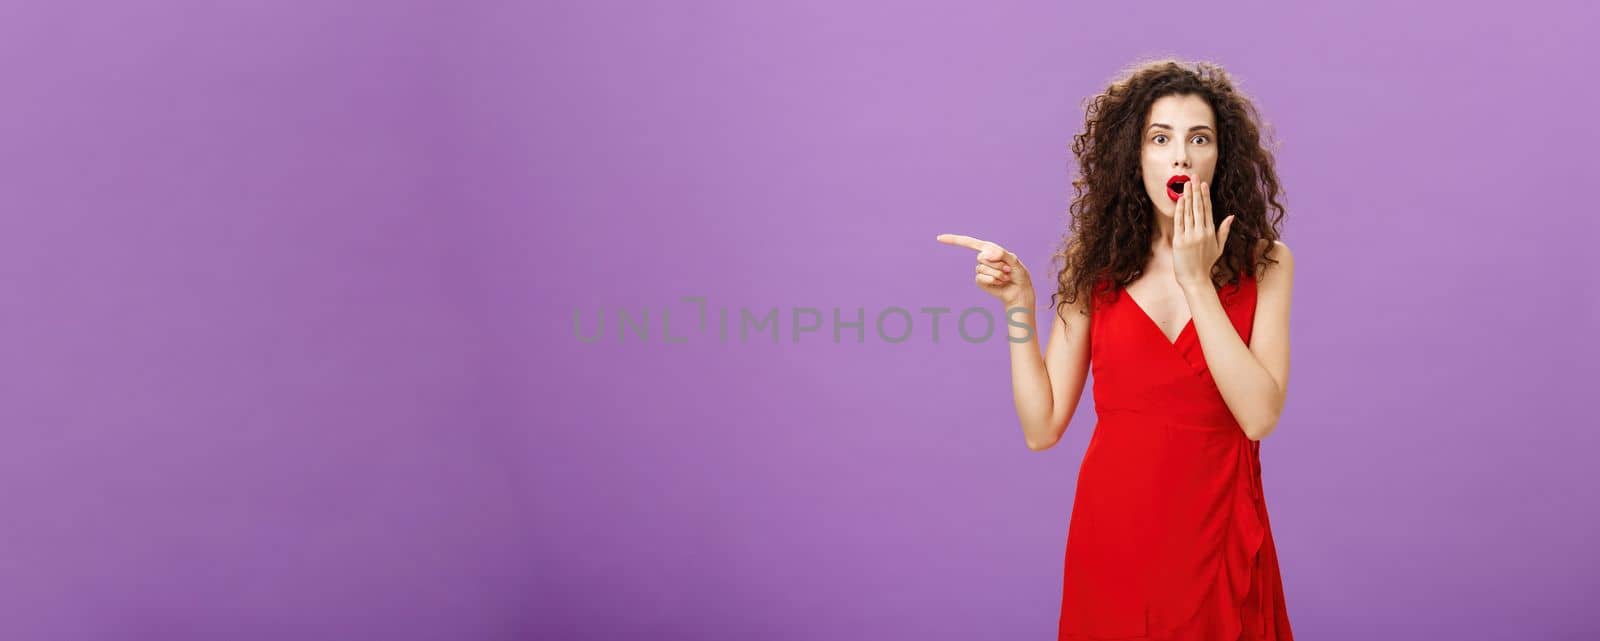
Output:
top-left (935, 233), bottom-right (987, 251)
top-left (937, 233), bottom-right (1010, 262)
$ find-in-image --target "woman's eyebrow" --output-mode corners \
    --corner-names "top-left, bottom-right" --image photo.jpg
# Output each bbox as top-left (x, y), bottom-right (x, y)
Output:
top-left (1147, 123), bottom-right (1215, 133)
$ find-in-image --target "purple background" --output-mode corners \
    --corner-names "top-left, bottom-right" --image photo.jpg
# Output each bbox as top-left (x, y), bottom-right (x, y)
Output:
top-left (2, 1), bottom-right (1596, 639)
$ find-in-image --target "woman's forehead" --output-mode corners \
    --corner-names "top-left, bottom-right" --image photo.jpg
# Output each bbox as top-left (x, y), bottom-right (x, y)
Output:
top-left (1146, 95), bottom-right (1215, 128)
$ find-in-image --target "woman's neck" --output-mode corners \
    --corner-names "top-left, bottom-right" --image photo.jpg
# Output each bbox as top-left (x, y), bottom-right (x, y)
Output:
top-left (1150, 209), bottom-right (1176, 250)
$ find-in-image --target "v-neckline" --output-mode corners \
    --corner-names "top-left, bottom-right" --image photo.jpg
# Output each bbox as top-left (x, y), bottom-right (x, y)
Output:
top-left (1123, 289), bottom-right (1194, 348)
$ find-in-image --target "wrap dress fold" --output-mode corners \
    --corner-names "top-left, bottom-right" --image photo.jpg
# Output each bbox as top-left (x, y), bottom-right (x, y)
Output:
top-left (1058, 273), bottom-right (1293, 641)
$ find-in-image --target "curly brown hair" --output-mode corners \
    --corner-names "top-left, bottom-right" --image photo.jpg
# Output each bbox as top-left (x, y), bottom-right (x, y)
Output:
top-left (1050, 58), bottom-right (1286, 324)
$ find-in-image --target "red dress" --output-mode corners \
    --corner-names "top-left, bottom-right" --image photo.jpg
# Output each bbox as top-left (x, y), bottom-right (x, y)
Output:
top-left (1058, 273), bottom-right (1293, 641)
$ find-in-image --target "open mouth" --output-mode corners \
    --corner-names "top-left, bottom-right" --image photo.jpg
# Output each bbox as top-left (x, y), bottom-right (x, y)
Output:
top-left (1165, 175), bottom-right (1191, 202)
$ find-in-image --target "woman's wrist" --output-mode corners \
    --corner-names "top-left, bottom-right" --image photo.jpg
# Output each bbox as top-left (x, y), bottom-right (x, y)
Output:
top-left (1002, 293), bottom-right (1037, 312)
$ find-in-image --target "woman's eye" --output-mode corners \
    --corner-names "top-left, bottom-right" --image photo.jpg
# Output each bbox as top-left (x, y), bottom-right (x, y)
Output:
top-left (1192, 135), bottom-right (1209, 144)
top-left (1153, 135), bottom-right (1168, 144)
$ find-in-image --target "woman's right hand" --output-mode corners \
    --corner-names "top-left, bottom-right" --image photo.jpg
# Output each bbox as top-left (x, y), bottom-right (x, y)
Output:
top-left (935, 234), bottom-right (1034, 307)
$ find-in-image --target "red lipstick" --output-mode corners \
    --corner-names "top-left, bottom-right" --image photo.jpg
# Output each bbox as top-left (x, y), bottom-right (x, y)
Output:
top-left (1165, 175), bottom-right (1190, 202)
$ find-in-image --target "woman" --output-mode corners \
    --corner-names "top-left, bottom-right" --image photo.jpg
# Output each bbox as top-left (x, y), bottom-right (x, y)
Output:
top-left (936, 59), bottom-right (1295, 640)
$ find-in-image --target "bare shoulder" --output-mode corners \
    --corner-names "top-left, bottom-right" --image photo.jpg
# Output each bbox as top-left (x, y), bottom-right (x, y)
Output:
top-left (1050, 281), bottom-right (1094, 334)
top-left (1254, 238), bottom-right (1294, 287)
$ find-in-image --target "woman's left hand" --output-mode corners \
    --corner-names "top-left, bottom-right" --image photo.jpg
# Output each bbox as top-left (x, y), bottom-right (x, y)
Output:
top-left (1172, 180), bottom-right (1235, 289)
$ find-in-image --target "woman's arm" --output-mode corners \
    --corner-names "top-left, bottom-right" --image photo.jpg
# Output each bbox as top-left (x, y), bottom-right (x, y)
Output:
top-left (1183, 239), bottom-right (1295, 440)
top-left (1007, 293), bottom-right (1093, 451)
top-left (934, 233), bottom-right (1092, 451)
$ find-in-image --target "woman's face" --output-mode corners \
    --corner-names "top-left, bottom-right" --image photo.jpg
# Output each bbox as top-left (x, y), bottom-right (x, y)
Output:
top-left (1140, 93), bottom-right (1218, 218)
